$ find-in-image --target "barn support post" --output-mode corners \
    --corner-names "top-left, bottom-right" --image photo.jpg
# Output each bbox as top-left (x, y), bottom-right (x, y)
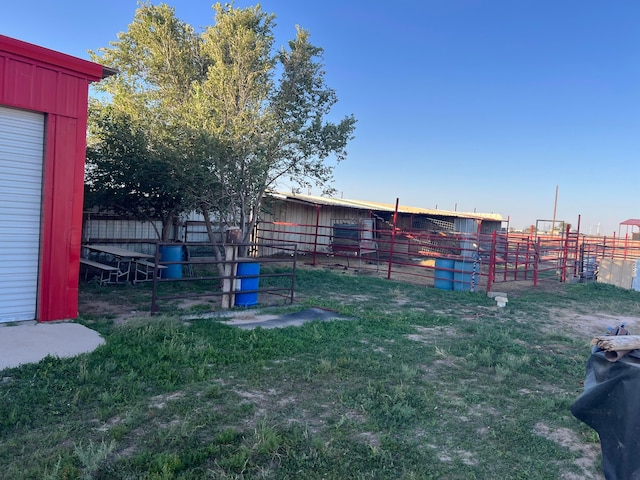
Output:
top-left (386, 198), bottom-right (400, 280)
top-left (311, 204), bottom-right (321, 266)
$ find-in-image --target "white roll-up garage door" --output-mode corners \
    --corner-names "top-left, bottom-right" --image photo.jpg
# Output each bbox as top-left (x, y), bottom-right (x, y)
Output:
top-left (0, 106), bottom-right (45, 322)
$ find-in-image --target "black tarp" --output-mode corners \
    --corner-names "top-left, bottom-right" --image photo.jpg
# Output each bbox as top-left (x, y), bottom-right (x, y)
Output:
top-left (571, 349), bottom-right (640, 480)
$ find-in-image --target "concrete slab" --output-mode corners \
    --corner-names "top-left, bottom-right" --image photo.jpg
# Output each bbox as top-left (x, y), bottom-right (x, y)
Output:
top-left (0, 322), bottom-right (105, 371)
top-left (225, 307), bottom-right (354, 330)
top-left (188, 307), bottom-right (354, 330)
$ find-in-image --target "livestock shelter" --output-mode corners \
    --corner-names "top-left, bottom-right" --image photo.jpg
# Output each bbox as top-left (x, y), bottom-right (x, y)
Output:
top-left (619, 219), bottom-right (640, 240)
top-left (0, 35), bottom-right (111, 322)
top-left (256, 192), bottom-right (504, 256)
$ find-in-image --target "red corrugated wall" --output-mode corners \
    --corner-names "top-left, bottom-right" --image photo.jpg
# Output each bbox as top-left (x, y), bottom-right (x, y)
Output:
top-left (0, 35), bottom-right (103, 321)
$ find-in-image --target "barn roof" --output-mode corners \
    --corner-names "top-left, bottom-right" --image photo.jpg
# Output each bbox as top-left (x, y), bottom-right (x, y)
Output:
top-left (0, 34), bottom-right (115, 80)
top-left (620, 219), bottom-right (640, 227)
top-left (270, 192), bottom-right (504, 222)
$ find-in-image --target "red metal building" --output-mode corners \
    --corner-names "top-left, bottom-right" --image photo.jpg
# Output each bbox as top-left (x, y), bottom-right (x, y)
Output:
top-left (0, 35), bottom-right (111, 322)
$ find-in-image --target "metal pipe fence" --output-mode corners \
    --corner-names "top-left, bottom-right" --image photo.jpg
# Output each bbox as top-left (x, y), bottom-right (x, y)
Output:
top-left (150, 242), bottom-right (297, 314)
top-left (255, 220), bottom-right (626, 292)
top-left (82, 212), bottom-right (640, 294)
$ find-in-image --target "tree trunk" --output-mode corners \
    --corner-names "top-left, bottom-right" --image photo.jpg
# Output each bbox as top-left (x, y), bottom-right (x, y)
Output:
top-left (161, 211), bottom-right (175, 242)
top-left (201, 207), bottom-right (227, 278)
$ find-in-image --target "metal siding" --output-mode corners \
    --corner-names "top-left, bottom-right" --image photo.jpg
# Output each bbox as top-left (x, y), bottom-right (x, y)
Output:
top-left (0, 37), bottom-right (102, 321)
top-left (39, 114), bottom-right (84, 321)
top-left (0, 43), bottom-right (97, 117)
top-left (32, 66), bottom-right (58, 112)
top-left (56, 73), bottom-right (80, 116)
top-left (0, 35), bottom-right (104, 83)
top-left (3, 58), bottom-right (34, 109)
top-left (0, 106), bottom-right (44, 322)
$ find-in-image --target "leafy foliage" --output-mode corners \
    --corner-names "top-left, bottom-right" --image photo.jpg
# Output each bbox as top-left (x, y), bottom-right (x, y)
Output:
top-left (86, 2), bottom-right (356, 243)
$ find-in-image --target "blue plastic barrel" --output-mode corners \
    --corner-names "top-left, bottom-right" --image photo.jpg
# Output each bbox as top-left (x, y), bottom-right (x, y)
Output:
top-left (159, 245), bottom-right (183, 279)
top-left (235, 261), bottom-right (260, 307)
top-left (434, 258), bottom-right (455, 290)
top-left (453, 260), bottom-right (478, 292)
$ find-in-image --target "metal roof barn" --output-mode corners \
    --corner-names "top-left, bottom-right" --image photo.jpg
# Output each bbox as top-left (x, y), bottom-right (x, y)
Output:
top-left (0, 35), bottom-right (109, 322)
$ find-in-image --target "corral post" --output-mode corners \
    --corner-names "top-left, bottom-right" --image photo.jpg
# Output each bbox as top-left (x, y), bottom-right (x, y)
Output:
top-left (561, 224), bottom-right (570, 283)
top-left (486, 231), bottom-right (497, 293)
top-left (386, 198), bottom-right (400, 280)
top-left (533, 237), bottom-right (540, 287)
top-left (611, 233), bottom-right (615, 259)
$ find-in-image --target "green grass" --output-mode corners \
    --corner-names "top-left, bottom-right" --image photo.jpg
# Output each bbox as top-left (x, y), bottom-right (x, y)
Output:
top-left (1, 268), bottom-right (633, 478)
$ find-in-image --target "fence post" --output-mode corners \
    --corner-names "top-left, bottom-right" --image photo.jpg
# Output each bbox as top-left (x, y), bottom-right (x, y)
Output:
top-left (151, 241), bottom-right (160, 314)
top-left (561, 224), bottom-right (570, 283)
top-left (221, 230), bottom-right (240, 308)
top-left (533, 238), bottom-right (540, 287)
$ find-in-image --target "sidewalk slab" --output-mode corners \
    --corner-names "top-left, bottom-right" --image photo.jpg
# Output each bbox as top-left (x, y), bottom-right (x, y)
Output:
top-left (0, 322), bottom-right (105, 371)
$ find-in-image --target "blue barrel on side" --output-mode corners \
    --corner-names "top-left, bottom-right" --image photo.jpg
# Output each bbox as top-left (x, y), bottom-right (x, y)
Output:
top-left (453, 260), bottom-right (478, 292)
top-left (434, 258), bottom-right (455, 290)
top-left (159, 245), bottom-right (183, 279)
top-left (235, 261), bottom-right (260, 307)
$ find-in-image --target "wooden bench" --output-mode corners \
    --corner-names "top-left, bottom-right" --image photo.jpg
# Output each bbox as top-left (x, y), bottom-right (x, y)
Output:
top-left (132, 259), bottom-right (168, 283)
top-left (80, 258), bottom-right (121, 285)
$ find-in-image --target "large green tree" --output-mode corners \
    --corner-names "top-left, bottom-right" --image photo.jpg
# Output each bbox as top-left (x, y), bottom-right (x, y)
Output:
top-left (86, 1), bottom-right (356, 246)
top-left (86, 2), bottom-right (206, 240)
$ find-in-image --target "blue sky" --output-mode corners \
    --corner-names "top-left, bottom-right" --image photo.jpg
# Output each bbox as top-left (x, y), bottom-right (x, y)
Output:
top-left (2, 1), bottom-right (639, 235)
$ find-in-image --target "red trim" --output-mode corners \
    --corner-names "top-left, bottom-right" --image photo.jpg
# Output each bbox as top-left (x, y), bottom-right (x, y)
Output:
top-left (0, 35), bottom-right (103, 81)
top-left (620, 219), bottom-right (640, 227)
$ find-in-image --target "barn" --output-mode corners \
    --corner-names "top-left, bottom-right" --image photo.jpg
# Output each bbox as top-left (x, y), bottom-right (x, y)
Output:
top-left (257, 192), bottom-right (505, 257)
top-left (0, 35), bottom-right (112, 323)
